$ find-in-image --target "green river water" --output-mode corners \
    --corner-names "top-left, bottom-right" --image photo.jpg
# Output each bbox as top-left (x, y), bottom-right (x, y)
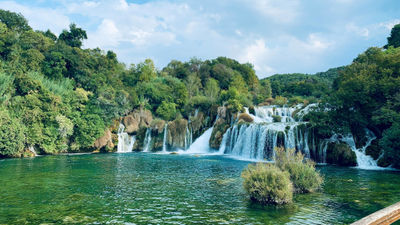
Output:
top-left (0, 153), bottom-right (399, 224)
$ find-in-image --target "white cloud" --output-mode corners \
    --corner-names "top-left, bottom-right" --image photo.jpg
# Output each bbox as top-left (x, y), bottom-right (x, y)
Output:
top-left (346, 23), bottom-right (370, 37)
top-left (0, 1), bottom-right (70, 34)
top-left (379, 19), bottom-right (400, 30)
top-left (247, 0), bottom-right (300, 23)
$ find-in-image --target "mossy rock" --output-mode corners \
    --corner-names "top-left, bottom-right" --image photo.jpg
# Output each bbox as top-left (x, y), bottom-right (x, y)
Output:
top-left (276, 131), bottom-right (285, 148)
top-left (365, 139), bottom-right (381, 160)
top-left (249, 106), bottom-right (255, 115)
top-left (210, 118), bottom-right (229, 149)
top-left (272, 115), bottom-right (282, 122)
top-left (238, 113), bottom-right (254, 123)
top-left (326, 142), bottom-right (357, 166)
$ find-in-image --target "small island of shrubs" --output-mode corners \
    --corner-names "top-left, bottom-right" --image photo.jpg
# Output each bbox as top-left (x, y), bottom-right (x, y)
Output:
top-left (241, 147), bottom-right (323, 205)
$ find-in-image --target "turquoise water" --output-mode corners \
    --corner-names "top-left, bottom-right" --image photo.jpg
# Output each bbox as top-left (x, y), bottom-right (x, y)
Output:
top-left (1, 153), bottom-right (400, 224)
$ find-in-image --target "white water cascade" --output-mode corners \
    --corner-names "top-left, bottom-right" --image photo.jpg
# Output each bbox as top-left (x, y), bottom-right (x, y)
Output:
top-left (142, 128), bottom-right (152, 152)
top-left (29, 146), bottom-right (38, 156)
top-left (117, 123), bottom-right (136, 153)
top-left (220, 105), bottom-right (309, 161)
top-left (316, 130), bottom-right (380, 169)
top-left (185, 127), bottom-right (214, 154)
top-left (184, 126), bottom-right (193, 150)
top-left (340, 130), bottom-right (378, 169)
top-left (162, 124), bottom-right (168, 153)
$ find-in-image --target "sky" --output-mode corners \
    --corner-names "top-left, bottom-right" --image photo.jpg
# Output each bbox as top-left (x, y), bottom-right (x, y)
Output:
top-left (1, 0), bottom-right (399, 78)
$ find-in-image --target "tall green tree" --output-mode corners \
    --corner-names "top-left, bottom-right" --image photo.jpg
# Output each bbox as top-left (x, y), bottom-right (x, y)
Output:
top-left (0, 9), bottom-right (31, 32)
top-left (58, 23), bottom-right (87, 48)
top-left (385, 24), bottom-right (400, 49)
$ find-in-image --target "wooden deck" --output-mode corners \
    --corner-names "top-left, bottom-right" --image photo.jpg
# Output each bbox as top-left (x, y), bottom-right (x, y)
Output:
top-left (351, 202), bottom-right (400, 225)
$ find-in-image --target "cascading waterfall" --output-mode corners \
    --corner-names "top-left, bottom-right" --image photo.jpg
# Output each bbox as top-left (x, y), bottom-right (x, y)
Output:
top-left (221, 105), bottom-right (305, 160)
top-left (117, 123), bottom-right (136, 153)
top-left (142, 128), bottom-right (152, 152)
top-left (184, 126), bottom-right (193, 150)
top-left (162, 124), bottom-right (168, 152)
top-left (29, 146), bottom-right (38, 156)
top-left (339, 130), bottom-right (378, 169)
top-left (316, 130), bottom-right (379, 169)
top-left (185, 127), bottom-right (214, 154)
top-left (219, 121), bottom-right (309, 161)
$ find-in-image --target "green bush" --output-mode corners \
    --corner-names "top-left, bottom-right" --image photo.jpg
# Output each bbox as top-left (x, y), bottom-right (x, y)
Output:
top-left (241, 163), bottom-right (293, 205)
top-left (275, 147), bottom-right (323, 193)
top-left (156, 101), bottom-right (177, 121)
top-left (272, 96), bottom-right (287, 106)
top-left (0, 108), bottom-right (25, 157)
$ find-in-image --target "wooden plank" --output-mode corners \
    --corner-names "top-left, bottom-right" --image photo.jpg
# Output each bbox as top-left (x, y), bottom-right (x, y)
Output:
top-left (351, 202), bottom-right (400, 225)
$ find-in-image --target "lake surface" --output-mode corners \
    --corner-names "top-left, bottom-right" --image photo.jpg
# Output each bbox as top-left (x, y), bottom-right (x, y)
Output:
top-left (1, 153), bottom-right (400, 224)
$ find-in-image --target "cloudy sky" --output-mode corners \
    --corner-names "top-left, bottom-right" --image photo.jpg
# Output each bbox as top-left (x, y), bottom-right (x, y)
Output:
top-left (1, 0), bottom-right (399, 78)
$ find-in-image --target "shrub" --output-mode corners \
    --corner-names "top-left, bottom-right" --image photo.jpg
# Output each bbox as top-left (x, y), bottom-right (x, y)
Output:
top-left (0, 108), bottom-right (25, 157)
top-left (272, 96), bottom-right (287, 106)
top-left (277, 147), bottom-right (323, 192)
top-left (241, 163), bottom-right (293, 205)
top-left (272, 115), bottom-right (282, 122)
top-left (156, 101), bottom-right (177, 121)
top-left (275, 147), bottom-right (323, 193)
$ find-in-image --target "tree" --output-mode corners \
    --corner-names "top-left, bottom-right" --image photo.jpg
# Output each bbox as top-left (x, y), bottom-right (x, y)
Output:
top-left (156, 101), bottom-right (177, 121)
top-left (185, 73), bottom-right (201, 99)
top-left (380, 122), bottom-right (400, 168)
top-left (385, 24), bottom-right (400, 49)
top-left (58, 23), bottom-right (87, 48)
top-left (204, 78), bottom-right (220, 101)
top-left (0, 108), bottom-right (25, 157)
top-left (0, 9), bottom-right (31, 32)
top-left (137, 59), bottom-right (157, 82)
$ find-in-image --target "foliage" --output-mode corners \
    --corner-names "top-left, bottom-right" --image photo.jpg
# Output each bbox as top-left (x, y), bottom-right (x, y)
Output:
top-left (156, 101), bottom-right (177, 121)
top-left (380, 123), bottom-right (400, 168)
top-left (264, 67), bottom-right (344, 98)
top-left (275, 148), bottom-right (323, 193)
top-left (204, 78), bottom-right (220, 102)
top-left (272, 96), bottom-right (288, 106)
top-left (0, 108), bottom-right (25, 157)
top-left (384, 23), bottom-right (400, 49)
top-left (241, 163), bottom-right (293, 205)
top-left (58, 23), bottom-right (87, 48)
top-left (0, 9), bottom-right (31, 32)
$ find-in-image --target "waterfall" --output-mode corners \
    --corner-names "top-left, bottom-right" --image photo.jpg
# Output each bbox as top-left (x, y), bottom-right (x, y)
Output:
top-left (184, 126), bottom-right (193, 149)
top-left (142, 128), bottom-right (152, 152)
top-left (185, 127), bottom-right (214, 154)
top-left (316, 130), bottom-right (380, 169)
top-left (29, 146), bottom-right (38, 156)
top-left (117, 123), bottom-right (136, 153)
top-left (162, 124), bottom-right (168, 152)
top-left (219, 105), bottom-right (311, 161)
top-left (219, 122), bottom-right (311, 161)
top-left (340, 130), bottom-right (378, 169)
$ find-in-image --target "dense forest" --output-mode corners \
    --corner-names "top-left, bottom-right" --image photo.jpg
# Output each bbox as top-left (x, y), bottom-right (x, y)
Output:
top-left (0, 9), bottom-right (399, 168)
top-left (0, 10), bottom-right (270, 157)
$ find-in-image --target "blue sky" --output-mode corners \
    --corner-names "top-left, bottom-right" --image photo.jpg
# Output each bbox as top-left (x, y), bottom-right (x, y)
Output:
top-left (1, 0), bottom-right (399, 78)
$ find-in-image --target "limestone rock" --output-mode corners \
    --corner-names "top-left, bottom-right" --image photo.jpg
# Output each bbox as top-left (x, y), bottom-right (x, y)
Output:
top-left (209, 118), bottom-right (230, 149)
top-left (122, 109), bottom-right (153, 134)
top-left (167, 119), bottom-right (189, 149)
top-left (94, 129), bottom-right (114, 150)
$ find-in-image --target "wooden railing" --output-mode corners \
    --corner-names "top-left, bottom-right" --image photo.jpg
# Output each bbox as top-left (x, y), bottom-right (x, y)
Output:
top-left (351, 202), bottom-right (400, 225)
